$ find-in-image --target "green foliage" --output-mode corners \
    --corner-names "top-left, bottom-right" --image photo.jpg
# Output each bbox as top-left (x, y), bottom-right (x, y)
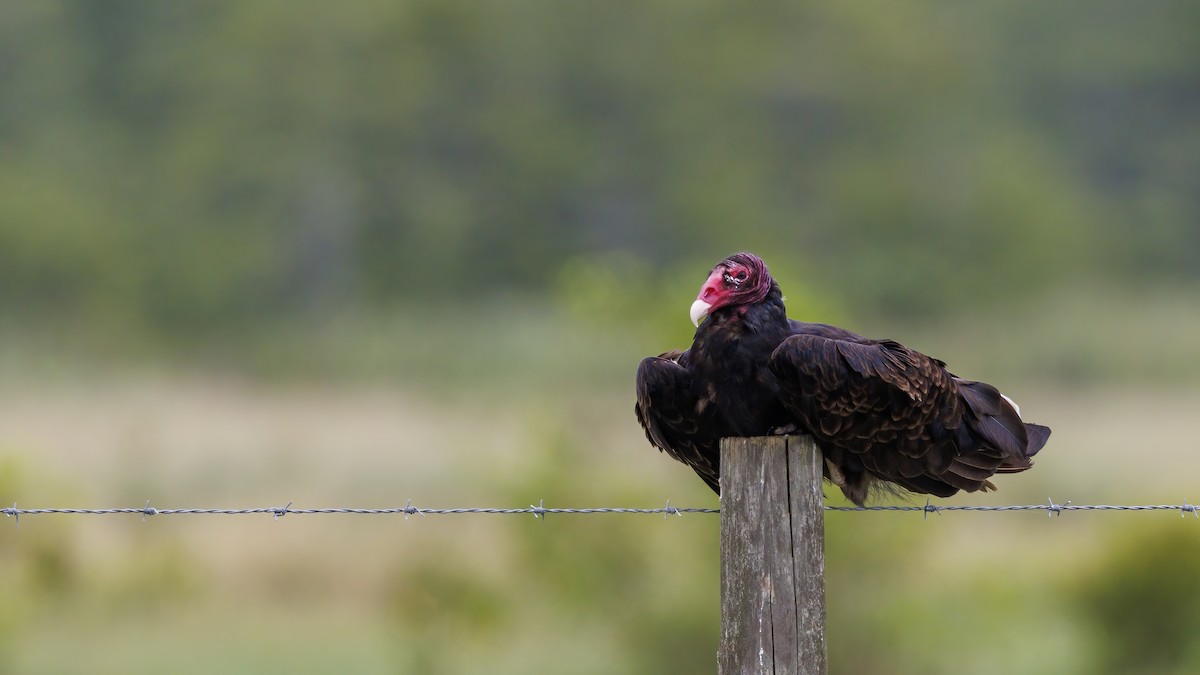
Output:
top-left (101, 538), bottom-right (207, 611)
top-left (0, 0), bottom-right (1196, 344)
top-left (0, 456), bottom-right (77, 669)
top-left (1073, 523), bottom-right (1200, 675)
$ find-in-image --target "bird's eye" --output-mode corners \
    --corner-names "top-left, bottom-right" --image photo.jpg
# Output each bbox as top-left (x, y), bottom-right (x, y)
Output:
top-left (724, 271), bottom-right (744, 287)
top-left (735, 271), bottom-right (747, 282)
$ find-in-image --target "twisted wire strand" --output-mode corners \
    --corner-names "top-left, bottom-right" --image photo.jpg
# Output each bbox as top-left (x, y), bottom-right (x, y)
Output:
top-left (3, 499), bottom-right (1199, 522)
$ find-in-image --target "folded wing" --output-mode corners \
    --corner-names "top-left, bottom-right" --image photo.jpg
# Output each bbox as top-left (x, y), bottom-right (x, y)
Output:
top-left (769, 332), bottom-right (1049, 505)
top-left (635, 351), bottom-right (721, 492)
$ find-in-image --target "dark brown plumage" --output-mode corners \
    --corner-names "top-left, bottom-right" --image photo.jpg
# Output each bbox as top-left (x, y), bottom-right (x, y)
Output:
top-left (635, 252), bottom-right (1050, 505)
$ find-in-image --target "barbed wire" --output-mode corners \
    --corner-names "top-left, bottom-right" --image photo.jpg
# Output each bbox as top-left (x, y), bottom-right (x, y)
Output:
top-left (833, 497), bottom-right (1200, 519)
top-left (3, 497), bottom-right (1199, 525)
top-left (0, 499), bottom-right (716, 525)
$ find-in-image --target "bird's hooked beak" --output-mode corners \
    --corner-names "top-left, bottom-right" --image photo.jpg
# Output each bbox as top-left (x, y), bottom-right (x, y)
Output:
top-left (690, 267), bottom-right (726, 327)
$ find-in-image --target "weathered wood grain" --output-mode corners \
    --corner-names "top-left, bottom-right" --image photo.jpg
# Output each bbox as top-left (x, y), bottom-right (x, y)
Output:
top-left (718, 436), bottom-right (827, 675)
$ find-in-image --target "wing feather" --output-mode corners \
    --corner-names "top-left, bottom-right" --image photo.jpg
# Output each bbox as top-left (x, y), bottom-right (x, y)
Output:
top-left (635, 352), bottom-right (721, 492)
top-left (770, 333), bottom-right (963, 501)
top-left (770, 333), bottom-right (955, 450)
top-left (770, 332), bottom-right (1050, 504)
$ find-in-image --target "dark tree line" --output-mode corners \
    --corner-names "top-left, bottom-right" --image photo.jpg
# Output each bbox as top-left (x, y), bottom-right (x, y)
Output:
top-left (1, 0), bottom-right (1197, 338)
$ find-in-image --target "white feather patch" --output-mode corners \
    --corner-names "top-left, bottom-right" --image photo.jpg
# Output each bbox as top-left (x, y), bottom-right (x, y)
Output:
top-left (1000, 393), bottom-right (1021, 418)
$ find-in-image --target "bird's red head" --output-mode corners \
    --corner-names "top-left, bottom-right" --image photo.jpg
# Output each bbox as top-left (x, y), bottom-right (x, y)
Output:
top-left (690, 252), bottom-right (773, 326)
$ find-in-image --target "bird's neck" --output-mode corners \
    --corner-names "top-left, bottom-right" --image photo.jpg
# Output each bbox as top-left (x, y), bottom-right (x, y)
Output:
top-left (688, 289), bottom-right (792, 436)
top-left (698, 288), bottom-right (789, 337)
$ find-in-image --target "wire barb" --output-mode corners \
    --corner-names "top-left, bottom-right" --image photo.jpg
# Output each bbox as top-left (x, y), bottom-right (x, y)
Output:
top-left (5, 501), bottom-right (17, 527)
top-left (530, 499), bottom-right (546, 520)
top-left (1046, 497), bottom-right (1070, 517)
top-left (141, 498), bottom-right (158, 522)
top-left (272, 501), bottom-right (293, 521)
top-left (1184, 498), bottom-right (1199, 519)
top-left (922, 497), bottom-right (941, 520)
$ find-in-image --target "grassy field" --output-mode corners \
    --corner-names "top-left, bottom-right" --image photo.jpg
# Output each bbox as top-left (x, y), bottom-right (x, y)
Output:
top-left (3, 375), bottom-right (1199, 674)
top-left (2, 292), bottom-right (1200, 673)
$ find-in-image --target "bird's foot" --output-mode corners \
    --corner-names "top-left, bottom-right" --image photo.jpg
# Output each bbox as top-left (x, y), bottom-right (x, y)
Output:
top-left (769, 423), bottom-right (801, 435)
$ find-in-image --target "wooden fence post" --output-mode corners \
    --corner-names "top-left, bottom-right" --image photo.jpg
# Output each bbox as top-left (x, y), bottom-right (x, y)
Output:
top-left (718, 435), bottom-right (827, 675)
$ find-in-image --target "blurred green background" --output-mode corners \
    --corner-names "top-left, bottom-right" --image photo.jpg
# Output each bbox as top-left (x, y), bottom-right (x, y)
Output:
top-left (2, 1), bottom-right (1199, 673)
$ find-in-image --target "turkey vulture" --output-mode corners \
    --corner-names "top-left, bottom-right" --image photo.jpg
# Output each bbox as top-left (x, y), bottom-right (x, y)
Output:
top-left (635, 252), bottom-right (1050, 505)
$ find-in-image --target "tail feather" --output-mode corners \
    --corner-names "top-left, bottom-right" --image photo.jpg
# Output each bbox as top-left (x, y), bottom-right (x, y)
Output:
top-left (1023, 423), bottom-right (1052, 457)
top-left (973, 414), bottom-right (1028, 457)
top-left (957, 380), bottom-right (1051, 462)
top-left (946, 459), bottom-right (999, 481)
